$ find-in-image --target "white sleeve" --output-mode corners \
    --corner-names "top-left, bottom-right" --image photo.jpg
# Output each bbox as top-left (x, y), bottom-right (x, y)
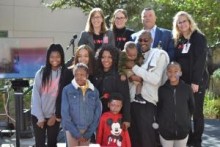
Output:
top-left (132, 54), bottom-right (167, 86)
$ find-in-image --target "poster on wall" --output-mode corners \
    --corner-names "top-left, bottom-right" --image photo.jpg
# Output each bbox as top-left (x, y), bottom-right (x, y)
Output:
top-left (0, 37), bottom-right (53, 79)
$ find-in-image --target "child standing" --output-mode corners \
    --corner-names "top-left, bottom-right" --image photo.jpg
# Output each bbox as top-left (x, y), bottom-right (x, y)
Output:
top-left (118, 41), bottom-right (145, 104)
top-left (31, 44), bottom-right (65, 147)
top-left (56, 45), bottom-right (95, 120)
top-left (96, 92), bottom-right (131, 147)
top-left (157, 61), bottom-right (195, 147)
top-left (61, 63), bottom-right (102, 146)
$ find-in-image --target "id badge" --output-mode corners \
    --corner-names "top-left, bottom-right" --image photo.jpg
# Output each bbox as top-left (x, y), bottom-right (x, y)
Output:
top-left (103, 35), bottom-right (109, 44)
top-left (182, 43), bottom-right (191, 54)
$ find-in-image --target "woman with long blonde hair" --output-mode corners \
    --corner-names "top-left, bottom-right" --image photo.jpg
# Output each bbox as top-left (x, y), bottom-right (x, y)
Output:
top-left (172, 11), bottom-right (209, 147)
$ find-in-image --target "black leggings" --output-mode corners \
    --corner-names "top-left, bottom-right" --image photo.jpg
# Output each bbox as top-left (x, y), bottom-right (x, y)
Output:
top-left (188, 86), bottom-right (206, 147)
top-left (32, 115), bottom-right (60, 147)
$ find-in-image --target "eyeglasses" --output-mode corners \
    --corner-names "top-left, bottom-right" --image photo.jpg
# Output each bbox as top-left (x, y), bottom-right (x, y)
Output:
top-left (92, 16), bottom-right (102, 20)
top-left (138, 38), bottom-right (149, 43)
top-left (178, 20), bottom-right (188, 25)
top-left (115, 17), bottom-right (125, 20)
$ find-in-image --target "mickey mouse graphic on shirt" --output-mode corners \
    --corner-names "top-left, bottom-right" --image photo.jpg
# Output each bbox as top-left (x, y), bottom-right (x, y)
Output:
top-left (107, 118), bottom-right (123, 147)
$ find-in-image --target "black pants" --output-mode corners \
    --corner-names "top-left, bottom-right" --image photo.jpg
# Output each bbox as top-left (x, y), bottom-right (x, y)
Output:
top-left (129, 102), bottom-right (156, 147)
top-left (32, 115), bottom-right (60, 147)
top-left (188, 86), bottom-right (206, 147)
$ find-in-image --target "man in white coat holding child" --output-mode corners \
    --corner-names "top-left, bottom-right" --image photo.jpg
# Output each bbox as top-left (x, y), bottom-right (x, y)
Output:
top-left (128, 30), bottom-right (169, 147)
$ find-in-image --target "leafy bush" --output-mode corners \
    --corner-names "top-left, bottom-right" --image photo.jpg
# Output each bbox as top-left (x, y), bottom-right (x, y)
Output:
top-left (0, 79), bottom-right (32, 123)
top-left (212, 68), bottom-right (220, 81)
top-left (204, 91), bottom-right (220, 119)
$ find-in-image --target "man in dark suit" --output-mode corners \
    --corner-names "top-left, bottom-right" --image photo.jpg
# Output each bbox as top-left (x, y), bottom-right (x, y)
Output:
top-left (132, 8), bottom-right (174, 61)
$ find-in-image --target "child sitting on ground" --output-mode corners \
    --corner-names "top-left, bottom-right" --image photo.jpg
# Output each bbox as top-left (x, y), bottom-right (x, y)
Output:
top-left (118, 41), bottom-right (145, 104)
top-left (96, 92), bottom-right (131, 147)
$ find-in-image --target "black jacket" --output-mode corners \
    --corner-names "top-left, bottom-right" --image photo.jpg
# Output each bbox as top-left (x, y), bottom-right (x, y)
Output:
top-left (157, 80), bottom-right (195, 140)
top-left (93, 69), bottom-right (131, 122)
top-left (175, 30), bottom-right (208, 87)
top-left (55, 58), bottom-right (74, 118)
top-left (113, 27), bottom-right (134, 51)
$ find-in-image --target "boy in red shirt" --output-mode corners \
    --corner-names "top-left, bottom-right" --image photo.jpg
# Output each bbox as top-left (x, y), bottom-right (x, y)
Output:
top-left (96, 92), bottom-right (131, 147)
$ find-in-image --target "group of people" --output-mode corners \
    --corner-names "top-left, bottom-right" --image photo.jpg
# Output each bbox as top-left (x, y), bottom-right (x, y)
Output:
top-left (30, 7), bottom-right (209, 147)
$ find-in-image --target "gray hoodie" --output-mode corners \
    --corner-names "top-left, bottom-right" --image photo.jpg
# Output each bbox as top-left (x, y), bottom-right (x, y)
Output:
top-left (31, 67), bottom-right (61, 122)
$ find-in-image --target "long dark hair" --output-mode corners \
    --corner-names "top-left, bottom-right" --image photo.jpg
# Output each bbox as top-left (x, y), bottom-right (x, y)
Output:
top-left (96, 45), bottom-right (118, 74)
top-left (41, 44), bottom-right (65, 89)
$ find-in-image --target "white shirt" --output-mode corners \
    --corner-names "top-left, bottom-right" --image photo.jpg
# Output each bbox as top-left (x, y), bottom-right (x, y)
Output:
top-left (146, 25), bottom-right (157, 48)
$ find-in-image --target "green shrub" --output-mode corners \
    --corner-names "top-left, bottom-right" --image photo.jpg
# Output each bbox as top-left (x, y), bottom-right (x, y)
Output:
top-left (212, 68), bottom-right (220, 81)
top-left (23, 87), bottom-right (32, 109)
top-left (214, 99), bottom-right (220, 118)
top-left (0, 79), bottom-right (33, 122)
top-left (204, 91), bottom-right (220, 119)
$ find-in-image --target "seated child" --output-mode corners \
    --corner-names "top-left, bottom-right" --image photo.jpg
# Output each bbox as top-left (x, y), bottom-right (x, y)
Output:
top-left (61, 63), bottom-right (102, 147)
top-left (157, 61), bottom-right (195, 147)
top-left (118, 41), bottom-right (145, 104)
top-left (96, 92), bottom-right (131, 147)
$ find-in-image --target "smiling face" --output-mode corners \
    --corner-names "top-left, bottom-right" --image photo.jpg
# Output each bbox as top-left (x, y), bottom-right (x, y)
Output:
top-left (91, 11), bottom-right (103, 29)
top-left (77, 49), bottom-right (89, 65)
top-left (101, 50), bottom-right (113, 72)
top-left (177, 15), bottom-right (190, 35)
top-left (114, 11), bottom-right (127, 29)
top-left (167, 63), bottom-right (182, 85)
top-left (49, 51), bottom-right (61, 70)
top-left (141, 9), bottom-right (156, 30)
top-left (138, 31), bottom-right (152, 53)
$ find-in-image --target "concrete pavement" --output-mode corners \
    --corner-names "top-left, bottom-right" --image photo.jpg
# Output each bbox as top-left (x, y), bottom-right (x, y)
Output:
top-left (202, 119), bottom-right (220, 147)
top-left (0, 119), bottom-right (219, 147)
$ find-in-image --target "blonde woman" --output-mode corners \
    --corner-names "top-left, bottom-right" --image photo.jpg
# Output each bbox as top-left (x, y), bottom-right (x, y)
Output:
top-left (173, 11), bottom-right (209, 147)
top-left (78, 8), bottom-right (115, 52)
